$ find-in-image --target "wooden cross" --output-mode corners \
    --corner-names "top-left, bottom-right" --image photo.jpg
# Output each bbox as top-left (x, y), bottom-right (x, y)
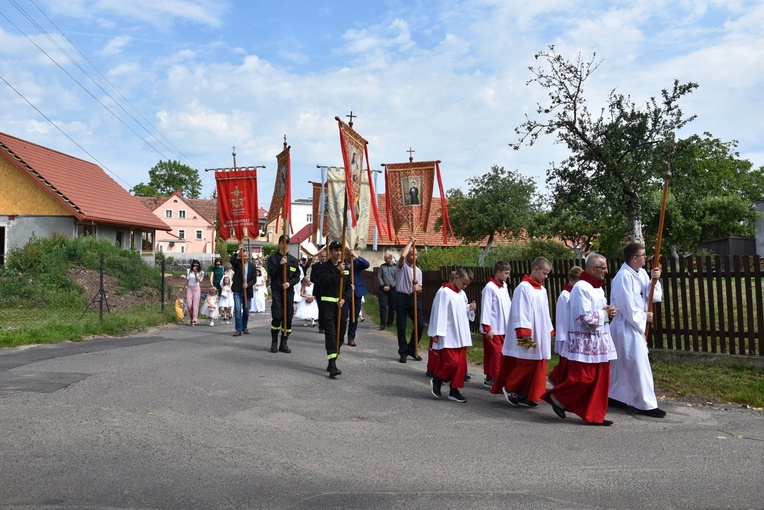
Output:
top-left (407, 147), bottom-right (415, 162)
top-left (346, 111), bottom-right (356, 127)
top-left (283, 134), bottom-right (288, 149)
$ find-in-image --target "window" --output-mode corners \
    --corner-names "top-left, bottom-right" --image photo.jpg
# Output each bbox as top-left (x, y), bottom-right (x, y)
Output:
top-left (179, 210), bottom-right (186, 219)
top-left (165, 210), bottom-right (172, 218)
top-left (141, 231), bottom-right (154, 252)
top-left (77, 224), bottom-right (96, 237)
top-left (180, 246), bottom-right (185, 253)
top-left (178, 229), bottom-right (185, 240)
top-left (195, 230), bottom-right (203, 240)
top-left (307, 214), bottom-right (313, 222)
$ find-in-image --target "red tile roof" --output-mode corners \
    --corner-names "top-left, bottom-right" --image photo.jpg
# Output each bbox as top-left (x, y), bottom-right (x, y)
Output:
top-left (0, 132), bottom-right (170, 231)
top-left (290, 223), bottom-right (312, 243)
top-left (136, 191), bottom-right (216, 225)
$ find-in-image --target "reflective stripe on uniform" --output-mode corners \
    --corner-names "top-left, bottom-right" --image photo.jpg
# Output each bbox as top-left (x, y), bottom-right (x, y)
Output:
top-left (327, 353), bottom-right (338, 360)
top-left (321, 296), bottom-right (339, 302)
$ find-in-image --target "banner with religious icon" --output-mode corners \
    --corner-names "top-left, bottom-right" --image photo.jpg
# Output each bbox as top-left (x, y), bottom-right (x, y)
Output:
top-left (326, 166), bottom-right (372, 249)
top-left (336, 117), bottom-right (386, 245)
top-left (266, 143), bottom-right (292, 235)
top-left (215, 169), bottom-right (259, 240)
top-left (311, 181), bottom-right (329, 245)
top-left (384, 160), bottom-right (453, 243)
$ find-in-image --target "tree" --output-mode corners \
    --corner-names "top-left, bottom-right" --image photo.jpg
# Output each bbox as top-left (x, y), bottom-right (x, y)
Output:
top-left (512, 45), bottom-right (698, 245)
top-left (528, 194), bottom-right (607, 259)
top-left (439, 165), bottom-right (539, 265)
top-left (131, 160), bottom-right (202, 198)
top-left (644, 133), bottom-right (764, 256)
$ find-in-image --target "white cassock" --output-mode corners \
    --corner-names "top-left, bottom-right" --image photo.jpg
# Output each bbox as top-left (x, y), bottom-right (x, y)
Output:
top-left (428, 286), bottom-right (473, 349)
top-left (480, 280), bottom-right (511, 334)
top-left (609, 263), bottom-right (663, 410)
top-left (554, 289), bottom-right (571, 355)
top-left (501, 280), bottom-right (553, 361)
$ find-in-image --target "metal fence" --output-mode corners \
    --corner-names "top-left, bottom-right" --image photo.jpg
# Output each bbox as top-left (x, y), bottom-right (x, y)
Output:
top-left (361, 255), bottom-right (763, 357)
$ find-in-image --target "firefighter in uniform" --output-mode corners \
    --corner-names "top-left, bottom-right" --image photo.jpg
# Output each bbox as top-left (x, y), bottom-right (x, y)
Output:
top-left (266, 235), bottom-right (301, 353)
top-left (311, 240), bottom-right (352, 378)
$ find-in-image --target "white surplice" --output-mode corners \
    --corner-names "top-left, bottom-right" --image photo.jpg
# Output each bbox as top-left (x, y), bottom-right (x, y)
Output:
top-left (501, 280), bottom-right (553, 361)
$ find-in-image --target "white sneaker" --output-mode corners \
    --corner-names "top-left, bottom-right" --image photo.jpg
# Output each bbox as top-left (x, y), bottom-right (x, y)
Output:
top-left (209, 321), bottom-right (215, 327)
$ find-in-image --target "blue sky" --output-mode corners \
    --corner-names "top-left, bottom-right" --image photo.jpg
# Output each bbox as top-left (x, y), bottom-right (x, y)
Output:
top-left (2, 0), bottom-right (762, 208)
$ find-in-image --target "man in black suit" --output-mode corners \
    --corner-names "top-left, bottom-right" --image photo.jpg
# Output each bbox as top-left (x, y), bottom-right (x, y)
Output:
top-left (230, 247), bottom-right (256, 337)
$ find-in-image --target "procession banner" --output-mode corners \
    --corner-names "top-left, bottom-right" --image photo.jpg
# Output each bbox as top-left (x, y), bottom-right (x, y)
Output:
top-left (215, 169), bottom-right (259, 240)
top-left (311, 181), bottom-right (329, 245)
top-left (266, 145), bottom-right (292, 235)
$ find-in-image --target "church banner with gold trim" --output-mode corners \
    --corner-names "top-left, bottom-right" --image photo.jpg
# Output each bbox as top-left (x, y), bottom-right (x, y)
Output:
top-left (266, 145), bottom-right (292, 235)
top-left (336, 118), bottom-right (386, 243)
top-left (384, 161), bottom-right (436, 238)
top-left (215, 169), bottom-right (259, 240)
top-left (326, 166), bottom-right (372, 248)
top-left (311, 181), bottom-right (329, 245)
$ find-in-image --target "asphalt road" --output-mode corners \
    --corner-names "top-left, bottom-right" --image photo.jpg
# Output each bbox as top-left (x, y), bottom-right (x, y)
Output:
top-left (1, 312), bottom-right (762, 510)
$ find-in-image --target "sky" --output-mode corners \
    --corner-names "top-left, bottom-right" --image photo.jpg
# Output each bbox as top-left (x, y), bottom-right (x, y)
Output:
top-left (1, 0), bottom-right (763, 210)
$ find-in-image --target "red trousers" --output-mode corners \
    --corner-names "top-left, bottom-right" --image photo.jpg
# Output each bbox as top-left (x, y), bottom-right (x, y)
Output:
top-left (432, 347), bottom-right (467, 389)
top-left (482, 334), bottom-right (504, 379)
top-left (491, 356), bottom-right (548, 402)
top-left (548, 357), bottom-right (569, 385)
top-left (543, 360), bottom-right (610, 423)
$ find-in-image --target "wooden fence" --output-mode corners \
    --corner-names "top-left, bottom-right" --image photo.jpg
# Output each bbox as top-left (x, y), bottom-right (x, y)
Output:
top-left (361, 255), bottom-right (762, 357)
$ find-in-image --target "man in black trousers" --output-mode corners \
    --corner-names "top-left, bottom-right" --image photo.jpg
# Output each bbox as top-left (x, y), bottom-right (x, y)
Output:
top-left (266, 235), bottom-right (301, 353)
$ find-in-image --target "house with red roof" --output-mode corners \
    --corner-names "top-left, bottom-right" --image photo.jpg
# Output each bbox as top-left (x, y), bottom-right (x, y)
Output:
top-left (0, 132), bottom-right (171, 264)
top-left (136, 191), bottom-right (217, 262)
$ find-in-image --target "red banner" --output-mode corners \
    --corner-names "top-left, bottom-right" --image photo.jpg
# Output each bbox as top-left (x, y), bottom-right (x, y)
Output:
top-left (384, 161), bottom-right (436, 237)
top-left (215, 169), bottom-right (259, 240)
top-left (266, 146), bottom-right (292, 235)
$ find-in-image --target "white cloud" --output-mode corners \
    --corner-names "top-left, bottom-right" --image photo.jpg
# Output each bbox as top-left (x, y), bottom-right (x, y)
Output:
top-left (100, 35), bottom-right (131, 55)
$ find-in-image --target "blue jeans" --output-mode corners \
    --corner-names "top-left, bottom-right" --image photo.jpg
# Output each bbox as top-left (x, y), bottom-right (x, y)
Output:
top-left (233, 292), bottom-right (250, 332)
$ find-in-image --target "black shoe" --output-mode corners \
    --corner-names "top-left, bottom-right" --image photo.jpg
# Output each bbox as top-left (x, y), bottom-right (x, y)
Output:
top-left (408, 352), bottom-right (422, 361)
top-left (278, 339), bottom-right (291, 353)
top-left (270, 340), bottom-right (278, 353)
top-left (589, 419), bottom-right (614, 426)
top-left (379, 326), bottom-right (386, 330)
top-left (608, 398), bottom-right (628, 409)
top-left (550, 400), bottom-right (566, 419)
top-left (635, 407), bottom-right (667, 418)
top-left (399, 355), bottom-right (407, 363)
top-left (430, 377), bottom-right (442, 399)
top-left (518, 396), bottom-right (539, 408)
top-left (483, 377), bottom-right (493, 387)
top-left (448, 388), bottom-right (466, 403)
top-left (425, 370), bottom-right (433, 378)
top-left (328, 359), bottom-right (341, 378)
top-left (464, 373), bottom-right (472, 381)
top-left (502, 388), bottom-right (519, 407)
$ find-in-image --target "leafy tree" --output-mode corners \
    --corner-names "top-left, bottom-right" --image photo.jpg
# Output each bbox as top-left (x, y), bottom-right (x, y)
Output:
top-left (528, 194), bottom-right (606, 258)
top-left (512, 45), bottom-right (697, 245)
top-left (131, 160), bottom-right (202, 198)
top-left (644, 133), bottom-right (764, 256)
top-left (439, 165), bottom-right (539, 266)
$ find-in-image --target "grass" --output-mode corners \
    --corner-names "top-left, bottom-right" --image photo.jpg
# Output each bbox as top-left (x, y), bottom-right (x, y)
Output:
top-left (364, 294), bottom-right (763, 408)
top-left (0, 307), bottom-right (178, 349)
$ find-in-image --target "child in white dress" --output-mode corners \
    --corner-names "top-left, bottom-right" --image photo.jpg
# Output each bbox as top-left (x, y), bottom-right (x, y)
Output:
top-left (251, 268), bottom-right (267, 313)
top-left (217, 275), bottom-right (234, 323)
top-left (295, 276), bottom-right (319, 326)
top-left (200, 287), bottom-right (219, 326)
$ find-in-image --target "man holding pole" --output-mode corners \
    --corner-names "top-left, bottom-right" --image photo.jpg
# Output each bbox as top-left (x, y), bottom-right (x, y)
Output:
top-left (311, 241), bottom-right (352, 378)
top-left (230, 247), bottom-right (256, 337)
top-left (395, 236), bottom-right (425, 364)
top-left (266, 235), bottom-right (301, 354)
top-left (608, 242), bottom-right (665, 417)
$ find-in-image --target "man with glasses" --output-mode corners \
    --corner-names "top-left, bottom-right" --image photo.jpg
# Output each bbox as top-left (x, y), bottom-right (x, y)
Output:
top-left (543, 253), bottom-right (618, 426)
top-left (608, 242), bottom-right (665, 417)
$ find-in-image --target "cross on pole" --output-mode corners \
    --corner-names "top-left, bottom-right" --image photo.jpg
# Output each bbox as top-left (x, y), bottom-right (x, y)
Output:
top-left (346, 111), bottom-right (356, 127)
top-left (232, 145), bottom-right (237, 169)
top-left (407, 147), bottom-right (415, 162)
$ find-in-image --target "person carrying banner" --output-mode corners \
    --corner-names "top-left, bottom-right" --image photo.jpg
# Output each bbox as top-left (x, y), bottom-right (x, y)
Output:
top-left (266, 235), bottom-right (301, 353)
top-left (230, 247), bottom-right (256, 337)
top-left (311, 241), bottom-right (352, 378)
top-left (480, 260), bottom-right (512, 387)
top-left (608, 242), bottom-right (665, 417)
top-left (543, 253), bottom-right (618, 426)
top-left (491, 257), bottom-right (554, 408)
top-left (343, 247), bottom-right (370, 347)
top-left (395, 236), bottom-right (425, 364)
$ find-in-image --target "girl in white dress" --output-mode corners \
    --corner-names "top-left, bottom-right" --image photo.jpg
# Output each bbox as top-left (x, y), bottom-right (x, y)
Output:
top-left (251, 268), bottom-right (268, 313)
top-left (217, 275), bottom-right (234, 323)
top-left (295, 276), bottom-right (318, 326)
top-left (200, 287), bottom-right (219, 326)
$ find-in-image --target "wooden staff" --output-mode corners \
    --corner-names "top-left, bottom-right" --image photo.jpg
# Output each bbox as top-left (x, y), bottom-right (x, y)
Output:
top-left (349, 243), bottom-right (356, 323)
top-left (239, 239), bottom-right (248, 309)
top-left (411, 230), bottom-right (421, 358)
top-left (280, 215), bottom-right (289, 337)
top-left (336, 188), bottom-right (349, 355)
top-left (647, 169), bottom-right (671, 340)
